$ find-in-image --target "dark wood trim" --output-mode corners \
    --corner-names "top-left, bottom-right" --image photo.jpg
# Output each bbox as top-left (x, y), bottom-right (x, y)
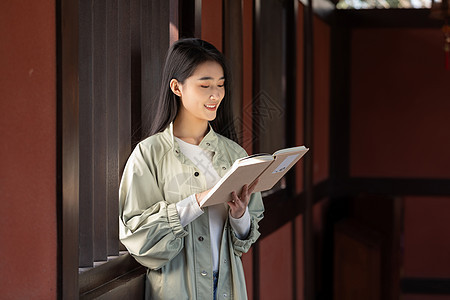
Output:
top-left (326, 12), bottom-right (351, 300)
top-left (56, 0), bottom-right (62, 295)
top-left (78, 0), bottom-right (94, 268)
top-left (140, 0), bottom-right (170, 137)
top-left (79, 253), bottom-right (145, 296)
top-left (303, 0), bottom-right (315, 297)
top-left (259, 180), bottom-right (330, 237)
top-left (260, 189), bottom-right (297, 237)
top-left (285, 0), bottom-right (298, 198)
top-left (252, 242), bottom-right (261, 300)
top-left (194, 0), bottom-right (202, 38)
top-left (223, 0), bottom-right (243, 143)
top-left (92, 0), bottom-right (108, 262)
top-left (291, 219), bottom-right (298, 300)
top-left (130, 0), bottom-right (142, 146)
top-left (118, 0), bottom-right (132, 180)
top-left (337, 177), bottom-right (450, 197)
top-left (299, 0), bottom-right (335, 24)
top-left (252, 0), bottom-right (261, 156)
top-left (59, 0), bottom-right (80, 298)
top-left (80, 269), bottom-right (145, 300)
top-left (106, 0), bottom-right (120, 256)
top-left (252, 0), bottom-right (262, 298)
top-left (170, 0), bottom-right (180, 43)
top-left (118, 0), bottom-right (132, 253)
top-left (285, 0), bottom-right (299, 298)
top-left (329, 13), bottom-right (351, 190)
top-left (335, 9), bottom-right (443, 28)
top-left (401, 278), bottom-right (450, 294)
top-left (179, 0), bottom-right (202, 38)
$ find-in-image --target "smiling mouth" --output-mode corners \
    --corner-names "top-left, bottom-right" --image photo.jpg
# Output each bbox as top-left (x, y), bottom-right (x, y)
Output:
top-left (204, 104), bottom-right (217, 110)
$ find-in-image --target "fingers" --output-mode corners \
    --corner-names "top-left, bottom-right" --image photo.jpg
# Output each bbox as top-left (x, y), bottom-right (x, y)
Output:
top-left (228, 191), bottom-right (246, 219)
top-left (229, 180), bottom-right (258, 209)
top-left (231, 191), bottom-right (239, 202)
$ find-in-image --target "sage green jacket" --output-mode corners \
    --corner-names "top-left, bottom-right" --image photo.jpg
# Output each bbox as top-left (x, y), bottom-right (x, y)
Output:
top-left (119, 123), bottom-right (264, 300)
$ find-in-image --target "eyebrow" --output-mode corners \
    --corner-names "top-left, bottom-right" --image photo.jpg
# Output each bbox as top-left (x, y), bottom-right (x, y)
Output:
top-left (197, 76), bottom-right (225, 81)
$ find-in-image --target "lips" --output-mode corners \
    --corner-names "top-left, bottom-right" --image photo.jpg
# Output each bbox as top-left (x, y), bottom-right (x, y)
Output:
top-left (204, 104), bottom-right (217, 111)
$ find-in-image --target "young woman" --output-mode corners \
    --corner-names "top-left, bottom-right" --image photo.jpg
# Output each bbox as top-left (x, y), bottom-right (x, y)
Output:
top-left (119, 38), bottom-right (264, 300)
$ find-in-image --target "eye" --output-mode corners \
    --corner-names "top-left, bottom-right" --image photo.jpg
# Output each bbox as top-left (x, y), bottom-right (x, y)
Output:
top-left (218, 84), bottom-right (224, 88)
top-left (201, 85), bottom-right (209, 88)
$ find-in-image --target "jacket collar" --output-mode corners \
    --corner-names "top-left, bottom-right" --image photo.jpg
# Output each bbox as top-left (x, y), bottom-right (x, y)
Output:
top-left (163, 122), bottom-right (220, 154)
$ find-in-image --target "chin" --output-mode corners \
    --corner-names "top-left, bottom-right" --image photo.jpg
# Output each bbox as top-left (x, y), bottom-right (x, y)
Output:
top-left (205, 113), bottom-right (217, 121)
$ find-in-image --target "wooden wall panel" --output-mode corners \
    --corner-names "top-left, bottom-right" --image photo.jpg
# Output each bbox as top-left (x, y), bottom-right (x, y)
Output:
top-left (295, 214), bottom-right (305, 300)
top-left (403, 196), bottom-right (450, 277)
top-left (79, 0), bottom-right (132, 267)
top-left (254, 0), bottom-right (286, 155)
top-left (201, 0), bottom-right (222, 51)
top-left (259, 223), bottom-right (294, 300)
top-left (241, 248), bottom-right (254, 300)
top-left (0, 1), bottom-right (58, 298)
top-left (351, 195), bottom-right (402, 300)
top-left (334, 219), bottom-right (382, 300)
top-left (350, 28), bottom-right (450, 178)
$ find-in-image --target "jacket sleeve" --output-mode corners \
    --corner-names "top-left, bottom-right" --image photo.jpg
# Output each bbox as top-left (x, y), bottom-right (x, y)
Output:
top-left (119, 143), bottom-right (188, 270)
top-left (228, 147), bottom-right (265, 256)
top-left (229, 191), bottom-right (264, 256)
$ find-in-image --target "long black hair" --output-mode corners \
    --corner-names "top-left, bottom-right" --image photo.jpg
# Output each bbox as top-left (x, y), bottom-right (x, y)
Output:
top-left (148, 38), bottom-right (237, 142)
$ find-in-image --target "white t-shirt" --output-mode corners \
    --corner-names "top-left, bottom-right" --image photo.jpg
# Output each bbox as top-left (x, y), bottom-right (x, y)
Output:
top-left (174, 137), bottom-right (250, 272)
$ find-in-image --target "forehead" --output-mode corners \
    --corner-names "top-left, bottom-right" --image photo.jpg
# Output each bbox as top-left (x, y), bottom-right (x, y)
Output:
top-left (190, 61), bottom-right (224, 79)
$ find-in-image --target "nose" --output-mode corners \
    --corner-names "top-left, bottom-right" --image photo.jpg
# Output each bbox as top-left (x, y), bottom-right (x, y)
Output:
top-left (210, 87), bottom-right (223, 101)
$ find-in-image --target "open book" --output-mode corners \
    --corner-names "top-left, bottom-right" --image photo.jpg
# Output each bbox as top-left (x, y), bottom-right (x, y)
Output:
top-left (200, 145), bottom-right (309, 207)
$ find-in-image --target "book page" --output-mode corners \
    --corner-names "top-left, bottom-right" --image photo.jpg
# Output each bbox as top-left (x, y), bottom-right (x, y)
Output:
top-left (253, 146), bottom-right (309, 192)
top-left (271, 154), bottom-right (300, 174)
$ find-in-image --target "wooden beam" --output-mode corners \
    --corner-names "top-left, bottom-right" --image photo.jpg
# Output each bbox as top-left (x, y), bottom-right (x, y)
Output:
top-left (223, 0), bottom-right (243, 143)
top-left (303, 0), bottom-right (315, 297)
top-left (336, 9), bottom-right (442, 28)
top-left (78, 0), bottom-right (94, 268)
top-left (252, 1), bottom-right (262, 297)
top-left (340, 178), bottom-right (450, 197)
top-left (401, 278), bottom-right (450, 294)
top-left (79, 253), bottom-right (145, 296)
top-left (58, 0), bottom-right (80, 297)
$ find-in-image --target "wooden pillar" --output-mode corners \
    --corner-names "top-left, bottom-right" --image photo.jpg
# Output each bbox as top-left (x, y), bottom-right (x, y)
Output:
top-left (59, 0), bottom-right (80, 297)
top-left (303, 0), bottom-right (315, 298)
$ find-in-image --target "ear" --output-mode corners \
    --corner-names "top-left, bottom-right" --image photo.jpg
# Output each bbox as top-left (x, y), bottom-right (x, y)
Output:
top-left (170, 79), bottom-right (182, 97)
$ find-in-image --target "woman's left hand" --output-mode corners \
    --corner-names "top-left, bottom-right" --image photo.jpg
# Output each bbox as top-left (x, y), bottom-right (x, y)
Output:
top-left (228, 178), bottom-right (260, 219)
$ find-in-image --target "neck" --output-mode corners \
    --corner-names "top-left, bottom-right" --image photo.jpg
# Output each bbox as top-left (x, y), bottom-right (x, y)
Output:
top-left (173, 112), bottom-right (209, 145)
